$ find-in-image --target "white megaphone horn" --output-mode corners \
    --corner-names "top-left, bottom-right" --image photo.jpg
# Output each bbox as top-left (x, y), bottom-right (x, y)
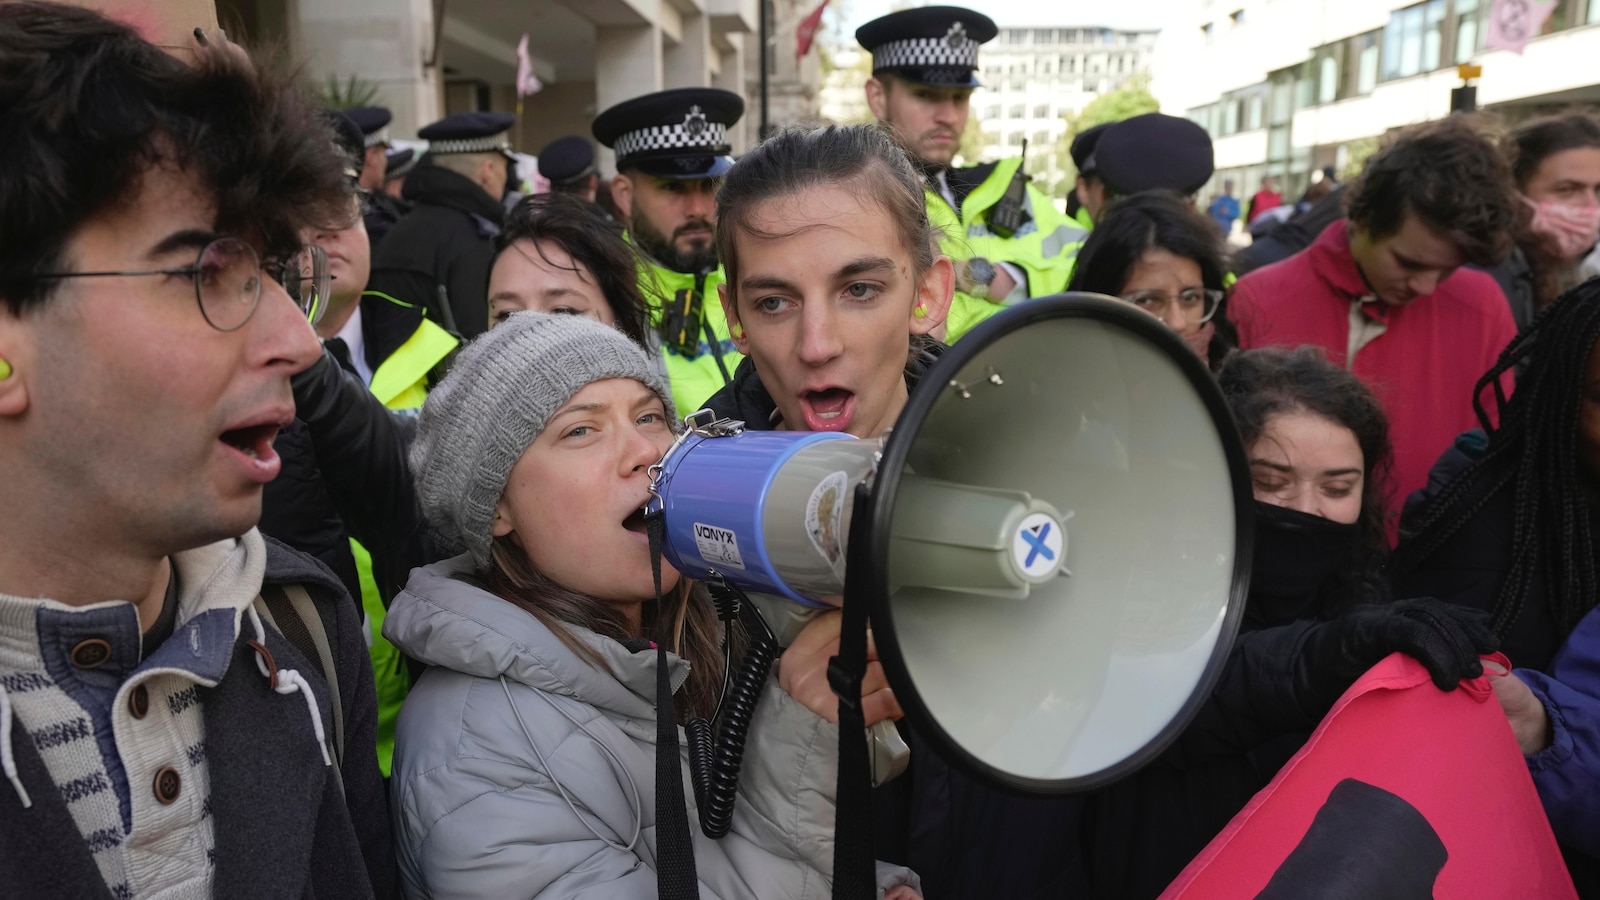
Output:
top-left (645, 293), bottom-right (1252, 805)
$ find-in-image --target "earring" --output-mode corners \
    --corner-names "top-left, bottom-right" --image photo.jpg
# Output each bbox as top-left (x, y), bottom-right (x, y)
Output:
top-left (731, 322), bottom-right (745, 340)
top-left (0, 358), bottom-right (11, 380)
top-left (912, 302), bottom-right (928, 320)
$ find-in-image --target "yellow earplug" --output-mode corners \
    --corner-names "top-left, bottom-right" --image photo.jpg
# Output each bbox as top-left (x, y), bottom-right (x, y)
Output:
top-left (731, 322), bottom-right (745, 340)
top-left (0, 358), bottom-right (11, 380)
top-left (912, 303), bottom-right (928, 320)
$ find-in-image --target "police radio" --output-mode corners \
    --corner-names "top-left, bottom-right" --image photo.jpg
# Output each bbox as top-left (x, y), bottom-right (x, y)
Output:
top-left (987, 138), bottom-right (1033, 239)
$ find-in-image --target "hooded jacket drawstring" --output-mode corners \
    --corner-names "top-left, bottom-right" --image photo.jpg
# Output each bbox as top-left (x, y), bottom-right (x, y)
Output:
top-left (246, 604), bottom-right (332, 767)
top-left (0, 685), bottom-right (31, 808)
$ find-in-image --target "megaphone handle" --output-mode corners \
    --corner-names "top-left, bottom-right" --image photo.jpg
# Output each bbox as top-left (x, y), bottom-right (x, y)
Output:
top-left (868, 720), bottom-right (910, 787)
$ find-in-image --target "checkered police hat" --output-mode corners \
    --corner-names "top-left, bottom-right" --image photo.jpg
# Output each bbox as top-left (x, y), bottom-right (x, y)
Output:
top-left (856, 6), bottom-right (996, 89)
top-left (419, 111), bottom-right (517, 157)
top-left (348, 107), bottom-right (393, 149)
top-left (592, 88), bottom-right (744, 179)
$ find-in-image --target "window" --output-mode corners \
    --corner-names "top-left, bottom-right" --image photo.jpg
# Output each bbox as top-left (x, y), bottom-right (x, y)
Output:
top-left (1245, 90), bottom-right (1265, 130)
top-left (1033, 130), bottom-right (1050, 147)
top-left (1007, 29), bottom-right (1026, 45)
top-left (1457, 0), bottom-right (1485, 60)
top-left (1008, 104), bottom-right (1025, 120)
top-left (1382, 0), bottom-right (1446, 81)
top-left (1058, 28), bottom-right (1077, 43)
top-left (1034, 104), bottom-right (1051, 119)
top-left (1269, 68), bottom-right (1294, 126)
top-left (1355, 31), bottom-right (1380, 94)
top-left (985, 105), bottom-right (1001, 120)
top-left (1035, 29), bottom-right (1054, 44)
top-left (1007, 132), bottom-right (1024, 147)
top-left (1221, 99), bottom-right (1239, 134)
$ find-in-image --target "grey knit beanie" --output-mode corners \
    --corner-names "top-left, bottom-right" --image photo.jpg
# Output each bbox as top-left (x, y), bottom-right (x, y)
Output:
top-left (410, 312), bottom-right (676, 568)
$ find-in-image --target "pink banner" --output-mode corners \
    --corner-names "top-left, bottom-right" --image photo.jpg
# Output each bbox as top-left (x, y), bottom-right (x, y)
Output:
top-left (1485, 0), bottom-right (1556, 54)
top-left (1163, 653), bottom-right (1575, 899)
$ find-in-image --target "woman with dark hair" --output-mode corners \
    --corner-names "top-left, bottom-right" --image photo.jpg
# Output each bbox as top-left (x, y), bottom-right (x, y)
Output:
top-left (1081, 346), bottom-right (1495, 899)
top-left (1396, 281), bottom-right (1600, 887)
top-left (1488, 111), bottom-right (1600, 329)
top-left (487, 192), bottom-right (655, 348)
top-left (1065, 190), bottom-right (1237, 367)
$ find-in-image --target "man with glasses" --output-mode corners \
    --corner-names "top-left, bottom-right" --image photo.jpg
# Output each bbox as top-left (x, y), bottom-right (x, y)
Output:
top-left (0, 5), bottom-right (393, 898)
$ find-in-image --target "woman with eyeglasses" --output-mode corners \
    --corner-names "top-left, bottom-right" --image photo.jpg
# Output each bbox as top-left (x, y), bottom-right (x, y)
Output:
top-left (1065, 190), bottom-right (1237, 368)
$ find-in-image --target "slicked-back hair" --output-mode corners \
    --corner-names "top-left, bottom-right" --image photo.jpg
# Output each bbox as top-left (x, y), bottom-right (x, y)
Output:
top-left (1394, 280), bottom-right (1600, 641)
top-left (1217, 346), bottom-right (1395, 616)
top-left (713, 123), bottom-right (937, 300)
top-left (1345, 115), bottom-right (1518, 269)
top-left (0, 1), bottom-right (348, 315)
top-left (493, 193), bottom-right (653, 348)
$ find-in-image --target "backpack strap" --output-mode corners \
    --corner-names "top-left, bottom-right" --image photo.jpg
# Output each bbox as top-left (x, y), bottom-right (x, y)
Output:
top-left (257, 583), bottom-right (347, 766)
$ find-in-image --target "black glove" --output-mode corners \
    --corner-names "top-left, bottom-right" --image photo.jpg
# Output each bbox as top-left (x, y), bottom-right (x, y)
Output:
top-left (1293, 598), bottom-right (1500, 716)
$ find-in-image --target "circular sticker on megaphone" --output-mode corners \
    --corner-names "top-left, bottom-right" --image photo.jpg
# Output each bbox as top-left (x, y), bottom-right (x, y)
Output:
top-left (1011, 511), bottom-right (1065, 582)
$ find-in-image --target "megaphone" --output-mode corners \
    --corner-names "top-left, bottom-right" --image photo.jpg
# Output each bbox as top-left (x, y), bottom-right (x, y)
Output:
top-left (646, 293), bottom-right (1252, 796)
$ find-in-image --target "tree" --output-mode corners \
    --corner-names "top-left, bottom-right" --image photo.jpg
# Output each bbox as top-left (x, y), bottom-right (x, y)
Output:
top-left (308, 72), bottom-right (381, 111)
top-left (955, 115), bottom-right (996, 167)
top-left (1055, 72), bottom-right (1161, 184)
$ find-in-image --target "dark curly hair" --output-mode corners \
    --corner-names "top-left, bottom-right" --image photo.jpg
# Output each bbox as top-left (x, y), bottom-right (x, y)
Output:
top-left (492, 193), bottom-right (652, 348)
top-left (1393, 280), bottom-right (1600, 641)
top-left (0, 2), bottom-right (349, 315)
top-left (1344, 115), bottom-right (1518, 269)
top-left (1217, 346), bottom-right (1395, 616)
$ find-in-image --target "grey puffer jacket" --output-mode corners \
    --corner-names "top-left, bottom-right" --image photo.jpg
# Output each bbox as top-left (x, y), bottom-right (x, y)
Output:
top-left (385, 556), bottom-right (916, 899)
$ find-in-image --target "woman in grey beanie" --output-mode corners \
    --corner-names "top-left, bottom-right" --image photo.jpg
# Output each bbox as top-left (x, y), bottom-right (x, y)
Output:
top-left (383, 312), bottom-right (918, 899)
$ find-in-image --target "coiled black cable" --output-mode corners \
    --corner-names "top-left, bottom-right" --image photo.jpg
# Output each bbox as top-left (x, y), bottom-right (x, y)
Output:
top-left (687, 576), bottom-right (779, 839)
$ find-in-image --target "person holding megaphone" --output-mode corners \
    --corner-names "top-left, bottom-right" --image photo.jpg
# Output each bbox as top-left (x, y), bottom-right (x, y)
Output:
top-left (383, 312), bottom-right (921, 898)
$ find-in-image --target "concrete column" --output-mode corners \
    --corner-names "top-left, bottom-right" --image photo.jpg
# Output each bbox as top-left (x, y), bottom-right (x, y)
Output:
top-left (295, 0), bottom-right (440, 136)
top-left (595, 24), bottom-right (664, 172)
top-left (714, 34), bottom-right (748, 152)
top-left (665, 12), bottom-right (713, 88)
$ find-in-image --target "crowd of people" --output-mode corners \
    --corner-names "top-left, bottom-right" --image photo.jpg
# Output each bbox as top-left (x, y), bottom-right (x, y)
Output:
top-left (5, 0), bottom-right (1600, 897)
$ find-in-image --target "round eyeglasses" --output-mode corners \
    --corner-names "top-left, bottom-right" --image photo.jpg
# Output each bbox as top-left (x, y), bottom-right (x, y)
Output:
top-left (30, 237), bottom-right (331, 333)
top-left (1119, 287), bottom-right (1223, 325)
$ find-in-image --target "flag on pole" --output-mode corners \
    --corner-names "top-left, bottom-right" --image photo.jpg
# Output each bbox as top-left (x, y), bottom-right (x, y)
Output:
top-left (515, 34), bottom-right (544, 97)
top-left (1485, 0), bottom-right (1556, 54)
top-left (796, 0), bottom-right (830, 61)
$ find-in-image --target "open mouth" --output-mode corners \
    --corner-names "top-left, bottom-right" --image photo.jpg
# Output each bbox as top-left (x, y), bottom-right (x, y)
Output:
top-left (800, 388), bottom-right (855, 432)
top-left (219, 423), bottom-right (280, 461)
top-left (622, 507), bottom-right (650, 536)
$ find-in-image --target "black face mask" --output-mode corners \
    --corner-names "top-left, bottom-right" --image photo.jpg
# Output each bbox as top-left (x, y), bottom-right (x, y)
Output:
top-left (1249, 500), bottom-right (1361, 624)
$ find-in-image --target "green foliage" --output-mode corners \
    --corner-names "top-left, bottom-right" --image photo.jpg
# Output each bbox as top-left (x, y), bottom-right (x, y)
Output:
top-left (1340, 135), bottom-right (1381, 182)
top-left (1055, 72), bottom-right (1161, 183)
top-left (308, 73), bottom-right (381, 111)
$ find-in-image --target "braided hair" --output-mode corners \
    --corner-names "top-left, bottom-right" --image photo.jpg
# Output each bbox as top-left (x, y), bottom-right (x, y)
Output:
top-left (1392, 279), bottom-right (1600, 640)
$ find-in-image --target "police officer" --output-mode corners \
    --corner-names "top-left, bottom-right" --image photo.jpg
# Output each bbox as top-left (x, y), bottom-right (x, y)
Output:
top-left (1076, 113), bottom-right (1215, 223)
top-left (383, 147), bottom-right (417, 201)
top-left (347, 106), bottom-right (410, 252)
top-left (593, 88), bottom-right (744, 414)
top-left (1069, 122), bottom-right (1110, 229)
top-left (538, 134), bottom-right (602, 203)
top-left (369, 111), bottom-right (517, 338)
top-left (857, 6), bottom-right (1084, 341)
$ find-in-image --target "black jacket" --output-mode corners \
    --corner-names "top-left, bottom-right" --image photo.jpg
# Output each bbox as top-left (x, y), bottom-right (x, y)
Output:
top-left (260, 340), bottom-right (427, 612)
top-left (0, 537), bottom-right (396, 900)
top-left (1397, 432), bottom-right (1600, 894)
top-left (363, 191), bottom-right (410, 257)
top-left (368, 159), bottom-right (504, 339)
top-left (1480, 245), bottom-right (1538, 332)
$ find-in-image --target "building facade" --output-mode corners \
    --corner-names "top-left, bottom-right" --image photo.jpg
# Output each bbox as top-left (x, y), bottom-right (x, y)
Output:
top-left (744, 0), bottom-right (828, 132)
top-left (218, 0), bottom-right (757, 172)
top-left (1157, 0), bottom-right (1600, 203)
top-left (973, 26), bottom-right (1158, 194)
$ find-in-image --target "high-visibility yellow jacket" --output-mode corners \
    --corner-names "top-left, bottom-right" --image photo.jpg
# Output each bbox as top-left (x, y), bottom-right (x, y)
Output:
top-left (926, 157), bottom-right (1089, 341)
top-left (633, 248), bottom-right (743, 415)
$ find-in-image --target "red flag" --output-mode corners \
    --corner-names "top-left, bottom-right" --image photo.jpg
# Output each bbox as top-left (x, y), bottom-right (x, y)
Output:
top-left (1162, 653), bottom-right (1576, 899)
top-left (796, 0), bottom-right (829, 61)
